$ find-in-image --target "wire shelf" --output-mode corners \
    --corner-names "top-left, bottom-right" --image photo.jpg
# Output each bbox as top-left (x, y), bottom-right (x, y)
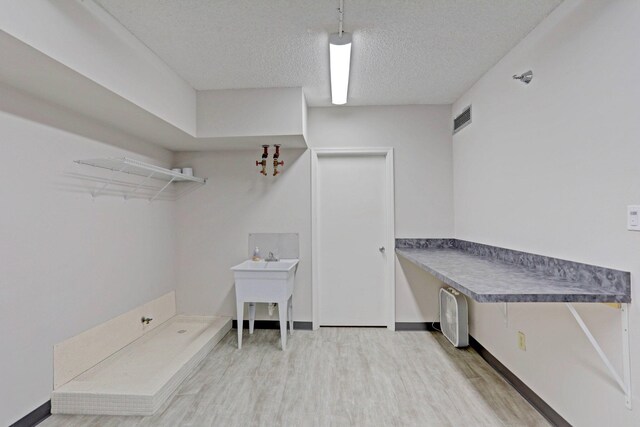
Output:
top-left (75, 157), bottom-right (206, 183)
top-left (74, 157), bottom-right (206, 201)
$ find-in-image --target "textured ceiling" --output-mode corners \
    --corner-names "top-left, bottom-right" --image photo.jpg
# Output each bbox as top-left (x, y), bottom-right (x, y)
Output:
top-left (94, 0), bottom-right (561, 106)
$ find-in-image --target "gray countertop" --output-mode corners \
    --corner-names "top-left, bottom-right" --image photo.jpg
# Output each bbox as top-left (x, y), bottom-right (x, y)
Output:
top-left (396, 247), bottom-right (630, 303)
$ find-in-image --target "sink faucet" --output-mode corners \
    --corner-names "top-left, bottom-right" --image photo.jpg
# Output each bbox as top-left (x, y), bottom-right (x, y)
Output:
top-left (265, 251), bottom-right (279, 262)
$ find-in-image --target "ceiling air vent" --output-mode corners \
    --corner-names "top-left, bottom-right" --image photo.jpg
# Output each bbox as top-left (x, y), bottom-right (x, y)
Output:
top-left (453, 105), bottom-right (472, 134)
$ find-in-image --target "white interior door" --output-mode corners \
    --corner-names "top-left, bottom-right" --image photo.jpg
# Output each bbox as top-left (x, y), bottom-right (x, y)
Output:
top-left (316, 154), bottom-right (389, 326)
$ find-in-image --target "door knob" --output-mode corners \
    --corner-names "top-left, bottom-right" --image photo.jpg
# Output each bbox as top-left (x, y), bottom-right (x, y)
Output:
top-left (379, 246), bottom-right (385, 252)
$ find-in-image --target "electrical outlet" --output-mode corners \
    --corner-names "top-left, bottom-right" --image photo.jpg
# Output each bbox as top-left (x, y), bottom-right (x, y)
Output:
top-left (517, 331), bottom-right (526, 351)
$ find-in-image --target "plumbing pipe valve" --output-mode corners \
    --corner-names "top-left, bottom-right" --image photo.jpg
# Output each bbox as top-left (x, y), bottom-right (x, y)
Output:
top-left (256, 159), bottom-right (267, 176)
top-left (272, 144), bottom-right (284, 176)
top-left (273, 160), bottom-right (284, 176)
top-left (256, 145), bottom-right (270, 175)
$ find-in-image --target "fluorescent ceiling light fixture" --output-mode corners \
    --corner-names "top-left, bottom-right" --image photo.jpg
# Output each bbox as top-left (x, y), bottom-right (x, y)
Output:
top-left (329, 32), bottom-right (352, 105)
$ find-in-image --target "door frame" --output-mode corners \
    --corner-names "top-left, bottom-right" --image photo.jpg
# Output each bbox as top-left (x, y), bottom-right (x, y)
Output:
top-left (311, 147), bottom-right (395, 331)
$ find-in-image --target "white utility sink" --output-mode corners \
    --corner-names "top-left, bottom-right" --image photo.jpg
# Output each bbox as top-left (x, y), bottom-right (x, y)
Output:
top-left (231, 259), bottom-right (299, 350)
top-left (231, 259), bottom-right (299, 274)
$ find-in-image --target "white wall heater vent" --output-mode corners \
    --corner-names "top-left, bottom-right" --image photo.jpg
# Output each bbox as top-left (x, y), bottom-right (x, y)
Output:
top-left (453, 105), bottom-right (472, 134)
top-left (439, 288), bottom-right (469, 347)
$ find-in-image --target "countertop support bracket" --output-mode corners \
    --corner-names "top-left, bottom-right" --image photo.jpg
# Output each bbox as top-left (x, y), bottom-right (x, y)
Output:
top-left (565, 303), bottom-right (631, 409)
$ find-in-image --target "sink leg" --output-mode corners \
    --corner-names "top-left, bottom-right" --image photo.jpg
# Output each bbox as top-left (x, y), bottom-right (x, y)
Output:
top-left (278, 300), bottom-right (288, 350)
top-left (248, 302), bottom-right (256, 334)
top-left (288, 296), bottom-right (293, 335)
top-left (236, 300), bottom-right (244, 349)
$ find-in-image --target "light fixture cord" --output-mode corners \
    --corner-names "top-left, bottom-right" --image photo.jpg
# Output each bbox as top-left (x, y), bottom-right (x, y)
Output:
top-left (338, 0), bottom-right (344, 37)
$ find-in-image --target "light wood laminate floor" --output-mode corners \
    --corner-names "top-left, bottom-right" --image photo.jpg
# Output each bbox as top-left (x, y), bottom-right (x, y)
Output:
top-left (42, 328), bottom-right (549, 427)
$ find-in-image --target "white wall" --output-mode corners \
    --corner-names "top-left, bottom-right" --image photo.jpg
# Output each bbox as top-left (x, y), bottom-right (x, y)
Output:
top-left (175, 105), bottom-right (453, 323)
top-left (452, 1), bottom-right (640, 425)
top-left (174, 149), bottom-right (311, 320)
top-left (0, 93), bottom-right (177, 425)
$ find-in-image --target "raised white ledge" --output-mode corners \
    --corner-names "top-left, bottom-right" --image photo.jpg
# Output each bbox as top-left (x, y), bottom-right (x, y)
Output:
top-left (0, 29), bottom-right (308, 151)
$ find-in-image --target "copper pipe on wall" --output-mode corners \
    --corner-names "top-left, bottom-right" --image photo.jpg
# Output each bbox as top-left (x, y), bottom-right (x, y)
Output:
top-left (273, 144), bottom-right (284, 176)
top-left (256, 145), bottom-right (269, 175)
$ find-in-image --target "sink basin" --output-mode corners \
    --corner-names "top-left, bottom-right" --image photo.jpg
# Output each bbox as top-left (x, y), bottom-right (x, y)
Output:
top-left (231, 259), bottom-right (299, 272)
top-left (231, 258), bottom-right (299, 290)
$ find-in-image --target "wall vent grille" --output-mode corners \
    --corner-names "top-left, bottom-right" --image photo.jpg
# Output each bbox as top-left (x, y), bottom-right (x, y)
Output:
top-left (453, 105), bottom-right (472, 134)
